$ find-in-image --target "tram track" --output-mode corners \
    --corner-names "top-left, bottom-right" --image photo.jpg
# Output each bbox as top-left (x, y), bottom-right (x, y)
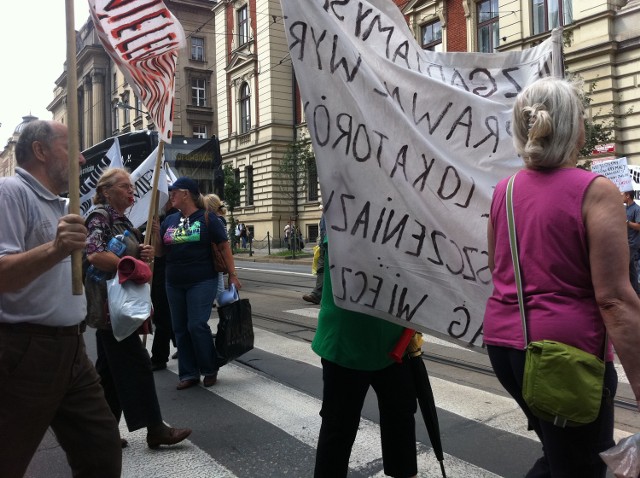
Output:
top-left (251, 310), bottom-right (638, 412)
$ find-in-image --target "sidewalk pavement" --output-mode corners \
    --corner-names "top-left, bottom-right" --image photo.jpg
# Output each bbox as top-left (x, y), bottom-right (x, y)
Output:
top-left (234, 244), bottom-right (314, 266)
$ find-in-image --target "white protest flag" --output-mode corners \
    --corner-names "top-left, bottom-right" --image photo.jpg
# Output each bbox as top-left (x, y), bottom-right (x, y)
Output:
top-left (79, 137), bottom-right (123, 216)
top-left (280, 0), bottom-right (563, 346)
top-left (88, 0), bottom-right (185, 143)
top-left (127, 146), bottom-right (170, 228)
top-left (164, 161), bottom-right (178, 185)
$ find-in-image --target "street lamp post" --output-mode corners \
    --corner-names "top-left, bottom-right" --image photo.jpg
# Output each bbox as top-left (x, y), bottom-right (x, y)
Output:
top-left (116, 102), bottom-right (154, 130)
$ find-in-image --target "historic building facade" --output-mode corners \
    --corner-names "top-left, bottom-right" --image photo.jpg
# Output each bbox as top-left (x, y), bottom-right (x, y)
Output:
top-left (209, 0), bottom-right (319, 245)
top-left (0, 115), bottom-right (38, 177)
top-left (401, 0), bottom-right (640, 163)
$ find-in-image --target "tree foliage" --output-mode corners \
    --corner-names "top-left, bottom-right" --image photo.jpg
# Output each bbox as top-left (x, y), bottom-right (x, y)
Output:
top-left (223, 163), bottom-right (244, 242)
top-left (578, 81), bottom-right (616, 161)
top-left (278, 139), bottom-right (316, 217)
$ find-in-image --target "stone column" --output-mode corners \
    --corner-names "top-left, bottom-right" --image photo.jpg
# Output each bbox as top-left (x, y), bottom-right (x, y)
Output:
top-left (83, 75), bottom-right (93, 149)
top-left (92, 69), bottom-right (106, 143)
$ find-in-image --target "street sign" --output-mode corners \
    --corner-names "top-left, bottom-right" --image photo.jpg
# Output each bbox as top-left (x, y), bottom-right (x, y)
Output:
top-left (592, 143), bottom-right (615, 155)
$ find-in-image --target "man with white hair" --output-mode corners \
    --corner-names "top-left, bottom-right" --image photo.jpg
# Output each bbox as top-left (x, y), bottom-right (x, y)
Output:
top-left (0, 120), bottom-right (122, 477)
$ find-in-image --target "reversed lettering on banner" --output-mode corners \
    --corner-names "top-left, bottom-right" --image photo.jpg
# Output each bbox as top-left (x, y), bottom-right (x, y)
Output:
top-left (280, 0), bottom-right (563, 346)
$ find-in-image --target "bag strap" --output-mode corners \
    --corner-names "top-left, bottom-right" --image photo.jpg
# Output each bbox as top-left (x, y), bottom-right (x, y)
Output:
top-left (505, 174), bottom-right (608, 358)
top-left (505, 174), bottom-right (529, 348)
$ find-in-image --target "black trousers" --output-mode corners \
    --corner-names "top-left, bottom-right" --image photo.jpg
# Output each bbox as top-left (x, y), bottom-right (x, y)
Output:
top-left (150, 278), bottom-right (175, 365)
top-left (487, 345), bottom-right (617, 478)
top-left (0, 327), bottom-right (121, 478)
top-left (315, 358), bottom-right (418, 478)
top-left (95, 329), bottom-right (163, 432)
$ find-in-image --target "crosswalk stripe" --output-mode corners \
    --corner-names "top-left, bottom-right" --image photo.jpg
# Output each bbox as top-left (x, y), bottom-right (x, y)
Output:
top-left (139, 325), bottom-right (630, 477)
top-left (161, 349), bottom-right (502, 477)
top-left (250, 327), bottom-right (632, 442)
top-left (118, 424), bottom-right (237, 478)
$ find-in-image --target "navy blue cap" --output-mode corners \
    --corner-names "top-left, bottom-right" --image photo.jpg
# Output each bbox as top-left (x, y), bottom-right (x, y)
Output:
top-left (169, 177), bottom-right (199, 195)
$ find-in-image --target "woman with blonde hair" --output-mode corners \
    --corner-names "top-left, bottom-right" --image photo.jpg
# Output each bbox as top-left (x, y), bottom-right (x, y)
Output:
top-left (484, 77), bottom-right (640, 476)
top-left (85, 168), bottom-right (192, 449)
top-left (204, 193), bottom-right (229, 304)
top-left (157, 178), bottom-right (241, 390)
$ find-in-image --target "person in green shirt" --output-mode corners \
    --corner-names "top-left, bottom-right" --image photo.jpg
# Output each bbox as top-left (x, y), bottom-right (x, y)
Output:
top-left (312, 243), bottom-right (418, 478)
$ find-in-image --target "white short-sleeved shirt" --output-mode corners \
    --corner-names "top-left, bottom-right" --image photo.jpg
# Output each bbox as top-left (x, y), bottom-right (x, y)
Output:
top-left (0, 168), bottom-right (86, 326)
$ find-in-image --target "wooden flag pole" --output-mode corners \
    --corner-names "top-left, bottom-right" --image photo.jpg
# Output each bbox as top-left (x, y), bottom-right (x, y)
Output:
top-left (65, 0), bottom-right (83, 295)
top-left (144, 141), bottom-right (165, 246)
top-left (142, 142), bottom-right (164, 346)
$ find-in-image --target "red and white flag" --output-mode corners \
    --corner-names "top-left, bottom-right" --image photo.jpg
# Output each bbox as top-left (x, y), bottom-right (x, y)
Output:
top-left (88, 0), bottom-right (185, 143)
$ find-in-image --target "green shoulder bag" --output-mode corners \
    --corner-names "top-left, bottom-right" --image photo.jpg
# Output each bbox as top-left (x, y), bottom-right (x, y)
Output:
top-left (506, 174), bottom-right (605, 428)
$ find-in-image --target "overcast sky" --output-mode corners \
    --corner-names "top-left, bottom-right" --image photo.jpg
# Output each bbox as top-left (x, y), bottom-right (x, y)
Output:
top-left (0, 0), bottom-right (89, 138)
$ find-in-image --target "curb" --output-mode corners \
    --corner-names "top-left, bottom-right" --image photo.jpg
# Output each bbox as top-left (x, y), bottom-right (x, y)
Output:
top-left (234, 253), bottom-right (313, 267)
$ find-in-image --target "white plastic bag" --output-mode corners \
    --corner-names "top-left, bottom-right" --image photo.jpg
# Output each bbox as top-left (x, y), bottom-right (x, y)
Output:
top-left (107, 277), bottom-right (151, 342)
top-left (600, 433), bottom-right (640, 478)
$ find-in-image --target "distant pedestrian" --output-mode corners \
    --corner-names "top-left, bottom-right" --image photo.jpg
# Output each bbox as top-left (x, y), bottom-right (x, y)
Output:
top-left (204, 193), bottom-right (228, 305)
top-left (239, 222), bottom-right (248, 248)
top-left (0, 120), bottom-right (122, 477)
top-left (623, 190), bottom-right (640, 294)
top-left (284, 222), bottom-right (292, 250)
top-left (303, 207), bottom-right (325, 305)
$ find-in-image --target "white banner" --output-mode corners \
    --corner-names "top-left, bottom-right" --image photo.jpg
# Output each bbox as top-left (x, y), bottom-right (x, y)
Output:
top-left (81, 145), bottom-right (169, 229)
top-left (128, 147), bottom-right (170, 228)
top-left (280, 0), bottom-right (563, 346)
top-left (80, 138), bottom-right (122, 216)
top-left (88, 0), bottom-right (185, 143)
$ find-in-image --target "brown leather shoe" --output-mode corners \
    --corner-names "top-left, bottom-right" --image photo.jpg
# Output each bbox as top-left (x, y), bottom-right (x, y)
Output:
top-left (203, 372), bottom-right (218, 387)
top-left (147, 427), bottom-right (192, 449)
top-left (302, 294), bottom-right (320, 305)
top-left (176, 379), bottom-right (200, 390)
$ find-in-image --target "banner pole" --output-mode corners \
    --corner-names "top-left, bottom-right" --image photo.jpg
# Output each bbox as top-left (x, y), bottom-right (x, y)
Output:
top-left (65, 0), bottom-right (83, 295)
top-left (144, 141), bottom-right (165, 246)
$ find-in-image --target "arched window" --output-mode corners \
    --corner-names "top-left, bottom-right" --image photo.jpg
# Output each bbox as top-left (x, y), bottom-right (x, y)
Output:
top-left (239, 82), bottom-right (251, 134)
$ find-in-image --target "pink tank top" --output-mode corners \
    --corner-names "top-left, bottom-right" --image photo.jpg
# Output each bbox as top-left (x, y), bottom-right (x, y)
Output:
top-left (483, 168), bottom-right (612, 361)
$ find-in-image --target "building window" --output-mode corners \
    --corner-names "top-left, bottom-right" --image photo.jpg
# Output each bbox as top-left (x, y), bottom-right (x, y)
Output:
top-left (245, 165), bottom-right (254, 206)
top-left (191, 78), bottom-right (207, 107)
top-left (421, 20), bottom-right (442, 52)
top-left (239, 82), bottom-right (251, 134)
top-left (112, 103), bottom-right (119, 133)
top-left (112, 72), bottom-right (118, 94)
top-left (193, 124), bottom-right (207, 139)
top-left (191, 37), bottom-right (204, 61)
top-left (121, 93), bottom-right (130, 125)
top-left (308, 224), bottom-right (319, 244)
top-left (477, 0), bottom-right (499, 52)
top-left (307, 157), bottom-right (318, 201)
top-left (237, 5), bottom-right (249, 46)
top-left (134, 95), bottom-right (143, 117)
top-left (532, 0), bottom-right (573, 35)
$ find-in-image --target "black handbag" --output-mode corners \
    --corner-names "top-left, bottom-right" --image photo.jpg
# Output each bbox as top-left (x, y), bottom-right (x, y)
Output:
top-left (215, 298), bottom-right (254, 366)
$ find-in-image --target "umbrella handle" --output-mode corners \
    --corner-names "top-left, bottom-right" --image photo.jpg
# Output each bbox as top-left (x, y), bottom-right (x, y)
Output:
top-left (389, 328), bottom-right (415, 363)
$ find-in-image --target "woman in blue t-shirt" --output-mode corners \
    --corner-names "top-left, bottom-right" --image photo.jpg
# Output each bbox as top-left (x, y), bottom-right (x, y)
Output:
top-left (157, 177), bottom-right (241, 390)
